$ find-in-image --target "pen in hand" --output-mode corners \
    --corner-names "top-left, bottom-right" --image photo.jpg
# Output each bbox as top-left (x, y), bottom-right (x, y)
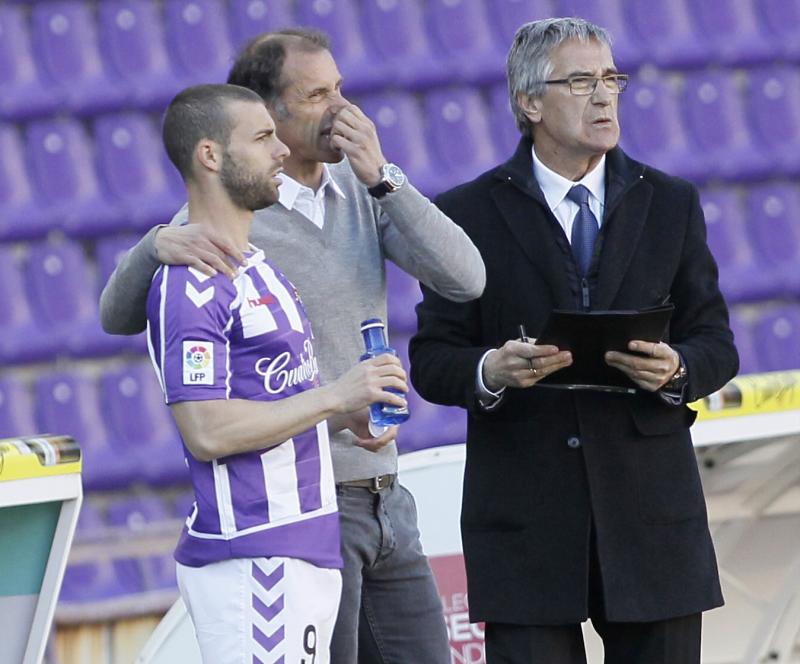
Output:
top-left (518, 324), bottom-right (535, 372)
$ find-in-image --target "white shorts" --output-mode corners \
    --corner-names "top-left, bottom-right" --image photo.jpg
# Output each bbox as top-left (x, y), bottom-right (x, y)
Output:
top-left (176, 557), bottom-right (342, 664)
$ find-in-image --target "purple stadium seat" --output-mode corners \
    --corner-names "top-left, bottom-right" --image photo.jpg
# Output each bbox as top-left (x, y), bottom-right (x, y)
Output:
top-left (228, 0), bottom-right (294, 49)
top-left (393, 333), bottom-right (466, 453)
top-left (760, 0), bottom-right (800, 62)
top-left (746, 66), bottom-right (800, 178)
top-left (424, 87), bottom-right (498, 192)
top-left (25, 241), bottom-right (130, 358)
top-left (700, 188), bottom-right (778, 304)
top-left (30, 1), bottom-right (128, 115)
top-left (360, 0), bottom-right (450, 90)
top-left (0, 5), bottom-right (60, 120)
top-left (35, 370), bottom-right (136, 490)
top-left (681, 71), bottom-right (772, 182)
top-left (425, 0), bottom-right (506, 86)
top-left (60, 559), bottom-right (144, 603)
top-left (164, 0), bottom-right (233, 86)
top-left (386, 261), bottom-right (421, 334)
top-left (100, 363), bottom-right (189, 486)
top-left (555, 0), bottom-right (643, 71)
top-left (293, 0), bottom-right (384, 93)
top-left (746, 184), bottom-right (800, 297)
top-left (95, 234), bottom-right (140, 287)
top-left (74, 500), bottom-right (106, 540)
top-left (94, 113), bottom-right (183, 231)
top-left (752, 306), bottom-right (800, 372)
top-left (358, 91), bottom-right (442, 196)
top-left (690, 0), bottom-right (781, 67)
top-left (728, 311), bottom-right (759, 376)
top-left (0, 246), bottom-right (61, 365)
top-left (0, 124), bottom-right (56, 241)
top-left (488, 82), bottom-right (522, 161)
top-left (26, 118), bottom-right (127, 237)
top-left (98, 0), bottom-right (185, 111)
top-left (625, 0), bottom-right (712, 69)
top-left (143, 553), bottom-right (179, 590)
top-left (0, 377), bottom-right (37, 439)
top-left (106, 497), bottom-right (179, 590)
top-left (490, 0), bottom-right (553, 49)
top-left (106, 494), bottom-right (171, 531)
top-left (619, 77), bottom-right (706, 183)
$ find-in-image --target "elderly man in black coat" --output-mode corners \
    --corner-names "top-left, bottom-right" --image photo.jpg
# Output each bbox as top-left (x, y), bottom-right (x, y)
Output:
top-left (410, 17), bottom-right (738, 664)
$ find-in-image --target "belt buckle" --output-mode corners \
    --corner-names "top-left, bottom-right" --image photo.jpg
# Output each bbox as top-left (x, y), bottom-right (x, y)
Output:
top-left (370, 475), bottom-right (387, 493)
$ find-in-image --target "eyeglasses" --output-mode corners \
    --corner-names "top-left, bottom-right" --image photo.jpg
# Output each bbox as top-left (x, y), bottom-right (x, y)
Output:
top-left (544, 74), bottom-right (629, 96)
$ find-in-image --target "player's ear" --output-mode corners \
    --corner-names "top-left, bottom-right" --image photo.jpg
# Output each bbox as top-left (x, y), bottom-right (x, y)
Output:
top-left (195, 139), bottom-right (223, 174)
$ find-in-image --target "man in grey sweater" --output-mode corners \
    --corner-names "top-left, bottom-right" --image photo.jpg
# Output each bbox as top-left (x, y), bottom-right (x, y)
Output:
top-left (100, 29), bottom-right (485, 664)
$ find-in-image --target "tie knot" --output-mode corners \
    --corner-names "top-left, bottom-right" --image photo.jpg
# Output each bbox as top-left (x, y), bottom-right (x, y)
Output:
top-left (567, 184), bottom-right (591, 206)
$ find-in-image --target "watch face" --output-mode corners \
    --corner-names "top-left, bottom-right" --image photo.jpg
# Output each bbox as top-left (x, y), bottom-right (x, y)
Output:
top-left (384, 163), bottom-right (405, 189)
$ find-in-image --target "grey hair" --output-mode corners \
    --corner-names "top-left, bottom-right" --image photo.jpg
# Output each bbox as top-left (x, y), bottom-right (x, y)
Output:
top-left (507, 17), bottom-right (612, 138)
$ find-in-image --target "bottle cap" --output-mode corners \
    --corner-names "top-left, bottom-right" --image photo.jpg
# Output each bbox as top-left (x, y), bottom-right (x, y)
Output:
top-left (360, 318), bottom-right (384, 332)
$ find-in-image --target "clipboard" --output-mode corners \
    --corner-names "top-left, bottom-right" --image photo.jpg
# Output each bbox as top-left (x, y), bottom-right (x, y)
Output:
top-left (533, 304), bottom-right (674, 393)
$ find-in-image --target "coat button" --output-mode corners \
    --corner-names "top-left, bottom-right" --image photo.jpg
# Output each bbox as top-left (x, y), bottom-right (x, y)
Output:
top-left (567, 436), bottom-right (581, 449)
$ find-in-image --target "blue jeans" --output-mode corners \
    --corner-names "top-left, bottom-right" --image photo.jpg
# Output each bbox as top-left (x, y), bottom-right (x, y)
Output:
top-left (332, 481), bottom-right (451, 664)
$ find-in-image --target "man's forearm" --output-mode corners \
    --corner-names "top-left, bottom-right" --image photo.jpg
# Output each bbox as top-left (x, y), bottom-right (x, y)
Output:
top-left (379, 184), bottom-right (486, 302)
top-left (100, 226), bottom-right (163, 335)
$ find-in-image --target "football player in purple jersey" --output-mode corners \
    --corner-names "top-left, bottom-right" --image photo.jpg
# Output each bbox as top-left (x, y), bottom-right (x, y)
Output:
top-left (147, 83), bottom-right (408, 664)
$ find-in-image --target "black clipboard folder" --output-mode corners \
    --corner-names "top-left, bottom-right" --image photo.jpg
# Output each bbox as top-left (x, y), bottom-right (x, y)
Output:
top-left (534, 304), bottom-right (674, 393)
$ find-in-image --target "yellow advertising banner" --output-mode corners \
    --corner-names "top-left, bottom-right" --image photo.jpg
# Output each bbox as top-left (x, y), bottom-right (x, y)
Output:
top-left (0, 436), bottom-right (81, 481)
top-left (690, 371), bottom-right (800, 421)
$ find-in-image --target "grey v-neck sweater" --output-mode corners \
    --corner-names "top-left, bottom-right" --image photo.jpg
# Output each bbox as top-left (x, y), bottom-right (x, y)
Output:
top-left (100, 159), bottom-right (485, 481)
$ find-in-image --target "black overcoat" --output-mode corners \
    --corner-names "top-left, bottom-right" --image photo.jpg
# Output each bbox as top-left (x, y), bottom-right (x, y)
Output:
top-left (410, 139), bottom-right (739, 624)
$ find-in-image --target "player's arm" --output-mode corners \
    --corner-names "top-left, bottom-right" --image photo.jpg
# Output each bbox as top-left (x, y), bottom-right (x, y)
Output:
top-left (170, 354), bottom-right (408, 462)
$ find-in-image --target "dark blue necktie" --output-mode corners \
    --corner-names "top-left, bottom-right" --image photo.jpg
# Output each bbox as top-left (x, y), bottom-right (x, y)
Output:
top-left (567, 184), bottom-right (599, 276)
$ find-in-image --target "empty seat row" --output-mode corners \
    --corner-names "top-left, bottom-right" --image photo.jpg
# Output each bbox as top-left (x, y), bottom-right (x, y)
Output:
top-left (4, 0), bottom-right (799, 121)
top-left (729, 305), bottom-right (800, 376)
top-left (0, 361), bottom-right (188, 491)
top-left (0, 238), bottom-right (143, 364)
top-left (60, 493), bottom-right (195, 604)
top-left (5, 66), bottom-right (799, 243)
top-left (620, 66), bottom-right (800, 183)
top-left (701, 184), bottom-right (800, 304)
top-left (75, 492), bottom-right (192, 539)
top-left (0, 116), bottom-right (183, 241)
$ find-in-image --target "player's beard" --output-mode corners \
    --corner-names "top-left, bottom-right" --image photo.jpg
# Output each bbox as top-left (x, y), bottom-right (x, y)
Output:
top-left (219, 152), bottom-right (278, 212)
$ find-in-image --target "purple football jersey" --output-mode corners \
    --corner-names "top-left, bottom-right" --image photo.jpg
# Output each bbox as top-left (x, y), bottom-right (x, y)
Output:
top-left (146, 248), bottom-right (341, 569)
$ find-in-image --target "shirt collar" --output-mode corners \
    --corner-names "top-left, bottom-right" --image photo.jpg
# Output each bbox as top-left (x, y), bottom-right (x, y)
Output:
top-left (237, 243), bottom-right (265, 273)
top-left (277, 163), bottom-right (346, 211)
top-left (531, 145), bottom-right (606, 210)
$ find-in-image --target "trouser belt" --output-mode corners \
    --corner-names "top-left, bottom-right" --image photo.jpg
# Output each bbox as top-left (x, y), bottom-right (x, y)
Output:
top-left (337, 473), bottom-right (396, 492)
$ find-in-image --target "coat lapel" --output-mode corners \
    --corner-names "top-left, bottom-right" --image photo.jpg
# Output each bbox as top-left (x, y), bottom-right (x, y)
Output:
top-left (594, 149), bottom-right (651, 309)
top-left (491, 139), bottom-right (575, 309)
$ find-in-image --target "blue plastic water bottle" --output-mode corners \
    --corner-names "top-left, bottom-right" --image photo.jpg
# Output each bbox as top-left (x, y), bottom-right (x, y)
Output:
top-left (360, 318), bottom-right (410, 435)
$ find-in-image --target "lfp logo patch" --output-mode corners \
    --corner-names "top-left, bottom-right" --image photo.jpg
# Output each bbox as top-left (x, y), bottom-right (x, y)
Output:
top-left (183, 341), bottom-right (214, 385)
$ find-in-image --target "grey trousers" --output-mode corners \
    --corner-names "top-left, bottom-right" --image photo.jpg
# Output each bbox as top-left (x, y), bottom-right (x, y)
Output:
top-left (331, 481), bottom-right (451, 664)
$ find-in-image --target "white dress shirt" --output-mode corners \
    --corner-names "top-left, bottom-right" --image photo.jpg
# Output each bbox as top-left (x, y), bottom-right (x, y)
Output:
top-left (277, 164), bottom-right (346, 229)
top-left (476, 148), bottom-right (607, 405)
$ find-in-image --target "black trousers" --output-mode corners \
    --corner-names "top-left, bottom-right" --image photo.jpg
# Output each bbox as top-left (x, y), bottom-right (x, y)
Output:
top-left (484, 613), bottom-right (701, 664)
top-left (484, 523), bottom-right (702, 664)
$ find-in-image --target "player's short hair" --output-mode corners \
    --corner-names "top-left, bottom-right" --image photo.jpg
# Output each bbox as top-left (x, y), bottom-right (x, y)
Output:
top-left (227, 28), bottom-right (331, 119)
top-left (162, 83), bottom-right (264, 180)
top-left (507, 17), bottom-right (612, 138)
